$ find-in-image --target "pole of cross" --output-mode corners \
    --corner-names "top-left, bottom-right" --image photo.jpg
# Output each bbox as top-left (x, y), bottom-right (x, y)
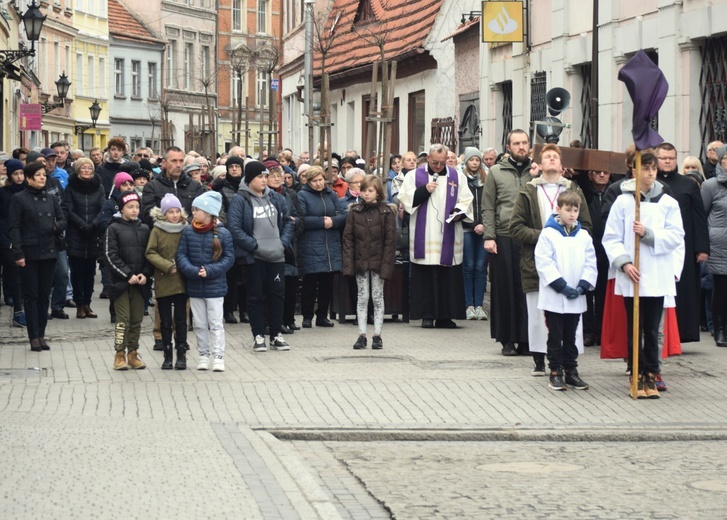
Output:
top-left (630, 150), bottom-right (642, 399)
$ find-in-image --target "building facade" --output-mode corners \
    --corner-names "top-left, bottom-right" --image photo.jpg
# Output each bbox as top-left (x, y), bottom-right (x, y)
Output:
top-left (108, 0), bottom-right (164, 152)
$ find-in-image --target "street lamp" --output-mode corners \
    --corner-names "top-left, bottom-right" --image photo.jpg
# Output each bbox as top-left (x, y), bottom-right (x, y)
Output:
top-left (74, 100), bottom-right (101, 135)
top-left (0, 0), bottom-right (46, 76)
top-left (41, 72), bottom-right (71, 114)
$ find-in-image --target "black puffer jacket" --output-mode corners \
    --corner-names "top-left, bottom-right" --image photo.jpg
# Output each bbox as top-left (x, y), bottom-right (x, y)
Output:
top-left (8, 184), bottom-right (67, 262)
top-left (96, 161), bottom-right (124, 197)
top-left (102, 216), bottom-right (153, 301)
top-left (141, 171), bottom-right (205, 226)
top-left (211, 174), bottom-right (243, 224)
top-left (63, 173), bottom-right (105, 259)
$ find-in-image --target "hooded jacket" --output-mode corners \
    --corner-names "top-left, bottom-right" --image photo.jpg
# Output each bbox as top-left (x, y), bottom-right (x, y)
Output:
top-left (342, 201), bottom-right (397, 279)
top-left (227, 183), bottom-right (294, 265)
top-left (509, 176), bottom-right (592, 293)
top-left (482, 157), bottom-right (534, 239)
top-left (63, 172), bottom-right (106, 259)
top-left (702, 165), bottom-right (727, 275)
top-left (141, 170), bottom-right (205, 226)
top-left (103, 215), bottom-right (153, 301)
top-left (297, 183), bottom-right (347, 275)
top-left (144, 206), bottom-right (188, 298)
top-left (211, 173), bottom-right (243, 224)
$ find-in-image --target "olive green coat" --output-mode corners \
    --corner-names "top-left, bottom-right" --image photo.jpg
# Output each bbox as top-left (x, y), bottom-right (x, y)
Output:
top-left (144, 207), bottom-right (187, 298)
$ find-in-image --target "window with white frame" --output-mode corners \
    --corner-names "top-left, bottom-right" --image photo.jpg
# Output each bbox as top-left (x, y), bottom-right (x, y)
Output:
top-left (87, 56), bottom-right (95, 95)
top-left (184, 43), bottom-right (193, 90)
top-left (257, 0), bottom-right (267, 33)
top-left (166, 40), bottom-right (177, 88)
top-left (132, 60), bottom-right (141, 97)
top-left (232, 0), bottom-right (242, 31)
top-left (114, 58), bottom-right (124, 96)
top-left (99, 57), bottom-right (106, 98)
top-left (201, 46), bottom-right (210, 80)
top-left (232, 71), bottom-right (242, 105)
top-left (256, 71), bottom-right (267, 107)
top-left (54, 42), bottom-right (60, 79)
top-left (148, 62), bottom-right (158, 99)
top-left (75, 53), bottom-right (83, 96)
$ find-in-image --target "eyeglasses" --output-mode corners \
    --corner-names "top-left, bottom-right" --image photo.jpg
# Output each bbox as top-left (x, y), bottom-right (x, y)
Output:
top-left (135, 154), bottom-right (150, 158)
top-left (591, 171), bottom-right (609, 176)
top-left (429, 160), bottom-right (445, 167)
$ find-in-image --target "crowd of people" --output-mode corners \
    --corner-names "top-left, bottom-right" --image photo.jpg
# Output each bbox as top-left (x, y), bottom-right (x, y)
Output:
top-left (1, 133), bottom-right (725, 399)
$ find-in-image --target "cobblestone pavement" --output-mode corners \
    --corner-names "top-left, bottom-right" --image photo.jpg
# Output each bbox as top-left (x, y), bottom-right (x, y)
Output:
top-left (1, 289), bottom-right (727, 518)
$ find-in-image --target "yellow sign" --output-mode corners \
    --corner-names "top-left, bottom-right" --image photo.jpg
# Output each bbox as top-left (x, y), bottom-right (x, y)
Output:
top-left (482, 1), bottom-right (524, 43)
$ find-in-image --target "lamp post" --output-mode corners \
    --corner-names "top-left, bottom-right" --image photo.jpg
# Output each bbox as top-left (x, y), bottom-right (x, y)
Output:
top-left (74, 100), bottom-right (101, 136)
top-left (41, 72), bottom-right (71, 114)
top-left (0, 0), bottom-right (46, 76)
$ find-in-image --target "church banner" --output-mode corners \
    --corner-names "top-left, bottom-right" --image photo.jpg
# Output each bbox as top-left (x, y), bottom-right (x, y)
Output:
top-left (482, 1), bottom-right (524, 43)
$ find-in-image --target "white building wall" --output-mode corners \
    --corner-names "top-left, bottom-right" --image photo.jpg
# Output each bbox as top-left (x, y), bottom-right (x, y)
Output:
top-left (479, 0), bottom-right (727, 158)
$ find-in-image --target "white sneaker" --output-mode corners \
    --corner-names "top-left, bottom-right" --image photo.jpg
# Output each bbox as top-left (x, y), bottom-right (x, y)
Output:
top-left (212, 358), bottom-right (225, 372)
top-left (197, 355), bottom-right (210, 371)
top-left (476, 306), bottom-right (489, 320)
top-left (270, 334), bottom-right (290, 351)
top-left (466, 306), bottom-right (477, 320)
top-left (253, 335), bottom-right (267, 352)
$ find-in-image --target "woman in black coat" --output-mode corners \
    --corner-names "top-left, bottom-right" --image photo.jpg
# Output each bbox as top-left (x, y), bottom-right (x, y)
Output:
top-left (0, 159), bottom-right (26, 326)
top-left (64, 158), bottom-right (105, 318)
top-left (9, 162), bottom-right (67, 351)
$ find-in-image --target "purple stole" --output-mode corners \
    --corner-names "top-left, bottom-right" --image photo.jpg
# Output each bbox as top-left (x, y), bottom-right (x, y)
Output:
top-left (413, 165), bottom-right (459, 265)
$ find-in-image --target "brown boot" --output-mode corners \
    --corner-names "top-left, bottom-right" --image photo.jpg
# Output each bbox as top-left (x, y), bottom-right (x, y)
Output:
top-left (30, 338), bottom-right (43, 352)
top-left (76, 307), bottom-right (86, 319)
top-left (114, 350), bottom-right (128, 370)
top-left (127, 349), bottom-right (146, 370)
top-left (84, 305), bottom-right (98, 319)
top-left (644, 373), bottom-right (661, 399)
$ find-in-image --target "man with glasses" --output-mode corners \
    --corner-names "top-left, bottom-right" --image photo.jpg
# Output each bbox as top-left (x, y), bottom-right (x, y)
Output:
top-left (704, 141), bottom-right (723, 180)
top-left (133, 148), bottom-right (151, 161)
top-left (399, 143), bottom-right (474, 329)
top-left (655, 142), bottom-right (709, 344)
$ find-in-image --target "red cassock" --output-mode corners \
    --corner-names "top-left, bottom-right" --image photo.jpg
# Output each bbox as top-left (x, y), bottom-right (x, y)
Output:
top-left (600, 278), bottom-right (682, 359)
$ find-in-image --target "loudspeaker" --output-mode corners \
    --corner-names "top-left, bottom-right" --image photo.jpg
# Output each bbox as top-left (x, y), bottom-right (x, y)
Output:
top-left (546, 88), bottom-right (570, 116)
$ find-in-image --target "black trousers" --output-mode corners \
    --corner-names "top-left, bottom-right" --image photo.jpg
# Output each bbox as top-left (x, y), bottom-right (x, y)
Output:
top-left (544, 311), bottom-right (580, 371)
top-left (301, 272), bottom-right (334, 321)
top-left (584, 258), bottom-right (608, 341)
top-left (247, 260), bottom-right (285, 338)
top-left (224, 262), bottom-right (247, 316)
top-left (20, 258), bottom-right (56, 342)
top-left (489, 236), bottom-right (528, 344)
top-left (69, 256), bottom-right (97, 306)
top-left (624, 296), bottom-right (663, 375)
top-left (1, 247), bottom-right (23, 312)
top-left (157, 293), bottom-right (188, 347)
top-left (713, 275), bottom-right (727, 325)
top-left (284, 275), bottom-right (299, 325)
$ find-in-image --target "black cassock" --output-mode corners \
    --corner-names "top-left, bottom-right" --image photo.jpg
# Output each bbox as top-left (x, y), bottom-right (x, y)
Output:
top-left (657, 169), bottom-right (710, 343)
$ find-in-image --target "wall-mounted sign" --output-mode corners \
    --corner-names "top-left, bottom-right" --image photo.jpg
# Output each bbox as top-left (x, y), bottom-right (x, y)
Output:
top-left (20, 103), bottom-right (42, 131)
top-left (482, 1), bottom-right (524, 43)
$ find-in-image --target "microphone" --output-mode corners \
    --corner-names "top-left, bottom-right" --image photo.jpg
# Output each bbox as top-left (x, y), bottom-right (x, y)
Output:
top-left (432, 173), bottom-right (439, 183)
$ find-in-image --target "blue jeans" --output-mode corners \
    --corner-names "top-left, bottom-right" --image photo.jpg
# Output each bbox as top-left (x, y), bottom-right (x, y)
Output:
top-left (52, 250), bottom-right (69, 311)
top-left (462, 231), bottom-right (488, 307)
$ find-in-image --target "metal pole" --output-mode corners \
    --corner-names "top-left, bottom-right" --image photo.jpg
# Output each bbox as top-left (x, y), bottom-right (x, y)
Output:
top-left (304, 0), bottom-right (314, 159)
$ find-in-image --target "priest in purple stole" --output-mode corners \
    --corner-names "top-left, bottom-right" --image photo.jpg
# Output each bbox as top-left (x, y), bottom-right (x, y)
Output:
top-left (399, 144), bottom-right (474, 328)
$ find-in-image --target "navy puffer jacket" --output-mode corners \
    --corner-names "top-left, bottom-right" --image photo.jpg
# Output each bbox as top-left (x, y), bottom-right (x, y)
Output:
top-left (102, 216), bottom-right (153, 302)
top-left (176, 223), bottom-right (235, 299)
top-left (297, 184), bottom-right (347, 275)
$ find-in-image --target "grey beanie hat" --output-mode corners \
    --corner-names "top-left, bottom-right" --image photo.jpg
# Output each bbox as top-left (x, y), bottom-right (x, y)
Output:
top-left (463, 147), bottom-right (482, 166)
top-left (717, 145), bottom-right (727, 165)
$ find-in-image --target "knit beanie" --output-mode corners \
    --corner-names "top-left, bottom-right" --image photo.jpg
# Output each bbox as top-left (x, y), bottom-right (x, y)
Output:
top-left (192, 191), bottom-right (222, 217)
top-left (183, 162), bottom-right (201, 176)
top-left (118, 190), bottom-right (140, 210)
top-left (26, 151), bottom-right (43, 164)
top-left (263, 159), bottom-right (280, 171)
top-left (139, 159), bottom-right (155, 173)
top-left (211, 165), bottom-right (227, 180)
top-left (463, 147), bottom-right (482, 166)
top-left (5, 159), bottom-right (24, 174)
top-left (244, 160), bottom-right (269, 185)
top-left (160, 193), bottom-right (182, 215)
top-left (225, 155), bottom-right (244, 174)
top-left (717, 145), bottom-right (727, 165)
top-left (119, 161), bottom-right (140, 173)
top-left (114, 172), bottom-right (134, 191)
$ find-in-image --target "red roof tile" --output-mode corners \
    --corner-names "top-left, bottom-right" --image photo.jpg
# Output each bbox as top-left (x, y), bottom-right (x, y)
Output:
top-left (441, 16), bottom-right (479, 42)
top-left (314, 0), bottom-right (443, 76)
top-left (108, 0), bottom-right (164, 45)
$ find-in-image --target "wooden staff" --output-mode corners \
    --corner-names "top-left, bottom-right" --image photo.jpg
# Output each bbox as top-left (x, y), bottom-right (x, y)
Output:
top-left (630, 150), bottom-right (642, 399)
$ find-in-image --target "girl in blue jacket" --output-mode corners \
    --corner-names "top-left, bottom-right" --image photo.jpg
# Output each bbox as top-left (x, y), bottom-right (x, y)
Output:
top-left (177, 191), bottom-right (235, 372)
